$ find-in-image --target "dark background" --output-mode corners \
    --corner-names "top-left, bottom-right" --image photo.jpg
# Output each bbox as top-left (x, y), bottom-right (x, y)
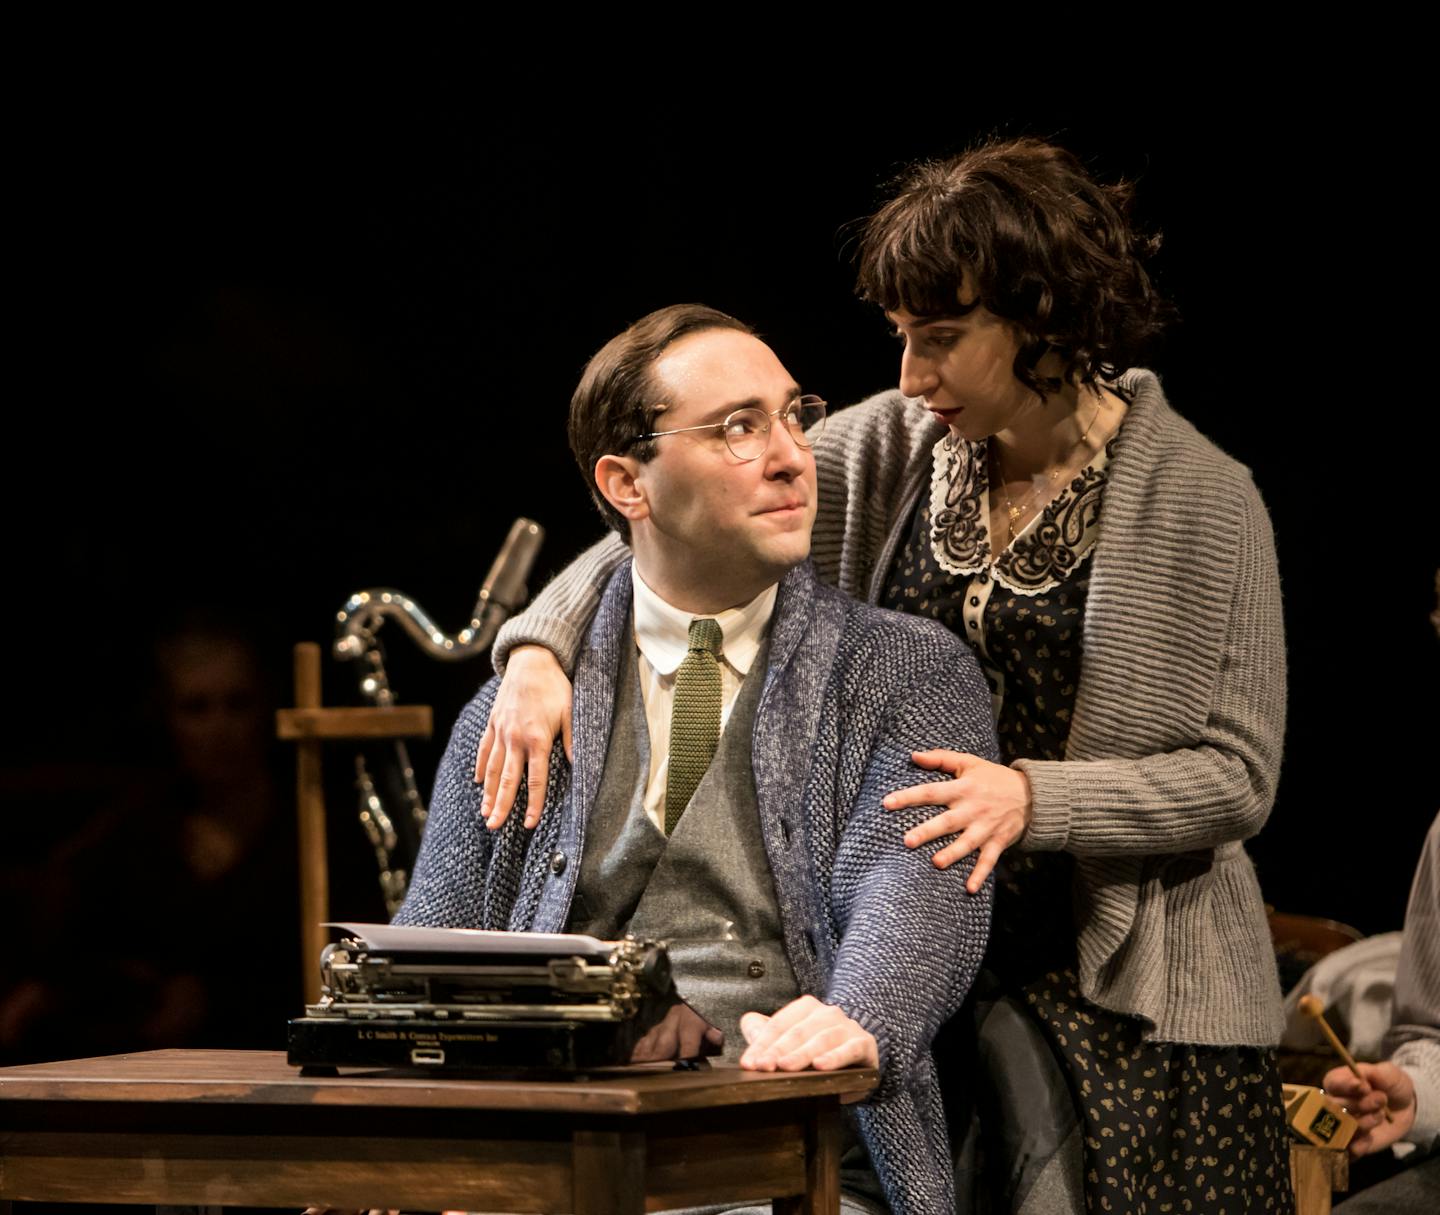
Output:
top-left (6, 78), bottom-right (1435, 1056)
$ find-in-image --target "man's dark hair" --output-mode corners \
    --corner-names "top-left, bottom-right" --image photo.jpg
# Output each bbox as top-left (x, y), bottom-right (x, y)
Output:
top-left (569, 303), bottom-right (755, 539)
top-left (855, 137), bottom-right (1172, 394)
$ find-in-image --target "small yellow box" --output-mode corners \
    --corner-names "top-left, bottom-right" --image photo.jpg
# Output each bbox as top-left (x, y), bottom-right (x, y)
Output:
top-left (1283, 1083), bottom-right (1357, 1151)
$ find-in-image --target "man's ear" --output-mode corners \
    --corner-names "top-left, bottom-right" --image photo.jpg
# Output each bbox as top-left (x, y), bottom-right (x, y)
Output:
top-left (595, 454), bottom-right (649, 525)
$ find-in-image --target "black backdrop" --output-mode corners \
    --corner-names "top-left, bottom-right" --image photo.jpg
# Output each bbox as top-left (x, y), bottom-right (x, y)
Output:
top-left (9, 81), bottom-right (1436, 964)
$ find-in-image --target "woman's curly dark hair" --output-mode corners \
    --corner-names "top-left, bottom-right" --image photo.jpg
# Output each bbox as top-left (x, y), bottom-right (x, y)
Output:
top-left (855, 138), bottom-right (1173, 394)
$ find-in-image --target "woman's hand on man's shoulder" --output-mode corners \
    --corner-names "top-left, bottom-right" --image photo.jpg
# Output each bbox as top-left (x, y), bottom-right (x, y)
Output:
top-left (473, 645), bottom-right (573, 830)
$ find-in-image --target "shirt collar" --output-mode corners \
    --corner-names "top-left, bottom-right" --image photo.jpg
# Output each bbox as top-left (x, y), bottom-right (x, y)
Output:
top-left (631, 567), bottom-right (778, 677)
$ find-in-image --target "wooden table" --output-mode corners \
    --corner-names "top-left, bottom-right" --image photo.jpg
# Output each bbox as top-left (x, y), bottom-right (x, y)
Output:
top-left (0, 1048), bottom-right (876, 1212)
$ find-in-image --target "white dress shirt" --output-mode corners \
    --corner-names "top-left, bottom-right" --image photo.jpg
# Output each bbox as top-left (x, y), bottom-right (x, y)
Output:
top-left (631, 569), bottom-right (777, 833)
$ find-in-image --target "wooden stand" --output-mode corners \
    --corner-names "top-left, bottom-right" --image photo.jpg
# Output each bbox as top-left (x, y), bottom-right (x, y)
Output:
top-left (274, 642), bottom-right (432, 1003)
top-left (1290, 1143), bottom-right (1349, 1215)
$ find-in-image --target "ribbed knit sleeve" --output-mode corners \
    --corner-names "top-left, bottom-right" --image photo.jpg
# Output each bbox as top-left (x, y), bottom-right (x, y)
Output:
top-left (491, 532), bottom-right (627, 676)
top-left (1387, 813), bottom-right (1440, 1151)
top-left (810, 394), bottom-right (940, 601)
top-left (1015, 472), bottom-right (1286, 856)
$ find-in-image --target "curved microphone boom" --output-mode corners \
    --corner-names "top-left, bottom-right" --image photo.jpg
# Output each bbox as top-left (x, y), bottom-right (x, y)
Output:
top-left (335, 518), bottom-right (546, 664)
top-left (332, 517), bottom-right (545, 912)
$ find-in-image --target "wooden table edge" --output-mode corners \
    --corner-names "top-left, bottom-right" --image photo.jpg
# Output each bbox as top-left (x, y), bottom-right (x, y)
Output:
top-left (0, 1050), bottom-right (877, 1116)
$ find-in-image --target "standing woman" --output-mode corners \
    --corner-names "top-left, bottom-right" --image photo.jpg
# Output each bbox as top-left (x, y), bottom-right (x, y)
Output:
top-left (478, 139), bottom-right (1292, 1213)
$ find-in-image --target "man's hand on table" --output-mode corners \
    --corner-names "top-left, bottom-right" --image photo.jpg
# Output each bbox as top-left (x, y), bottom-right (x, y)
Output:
top-left (739, 994), bottom-right (878, 1082)
top-left (630, 999), bottom-right (726, 1062)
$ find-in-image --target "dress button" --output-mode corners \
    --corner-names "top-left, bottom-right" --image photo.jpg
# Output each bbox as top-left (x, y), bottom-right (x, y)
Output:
top-left (549, 851), bottom-right (567, 876)
top-left (979, 573), bottom-right (989, 584)
top-left (968, 620), bottom-right (978, 630)
top-left (969, 596), bottom-right (979, 606)
top-left (748, 961), bottom-right (766, 978)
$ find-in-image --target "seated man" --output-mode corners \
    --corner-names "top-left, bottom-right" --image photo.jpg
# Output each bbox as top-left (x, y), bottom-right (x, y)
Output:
top-left (395, 304), bottom-right (996, 1215)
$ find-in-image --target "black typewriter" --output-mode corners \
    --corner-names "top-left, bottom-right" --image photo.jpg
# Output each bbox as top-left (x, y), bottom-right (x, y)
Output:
top-left (287, 923), bottom-right (718, 1075)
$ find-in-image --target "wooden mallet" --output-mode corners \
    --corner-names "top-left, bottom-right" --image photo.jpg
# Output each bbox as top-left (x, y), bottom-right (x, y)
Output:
top-left (1298, 993), bottom-right (1392, 1123)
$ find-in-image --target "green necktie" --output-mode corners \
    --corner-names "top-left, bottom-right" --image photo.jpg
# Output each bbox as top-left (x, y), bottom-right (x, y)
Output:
top-left (665, 617), bottom-right (724, 834)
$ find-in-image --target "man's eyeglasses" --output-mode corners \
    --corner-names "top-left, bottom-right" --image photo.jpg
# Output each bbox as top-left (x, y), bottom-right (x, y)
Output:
top-left (638, 395), bottom-right (827, 462)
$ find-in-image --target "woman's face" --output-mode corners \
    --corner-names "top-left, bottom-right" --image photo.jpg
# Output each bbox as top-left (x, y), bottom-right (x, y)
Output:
top-left (888, 305), bottom-right (1040, 441)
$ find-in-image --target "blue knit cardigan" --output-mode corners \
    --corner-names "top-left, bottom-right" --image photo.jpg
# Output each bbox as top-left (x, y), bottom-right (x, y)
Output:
top-left (397, 559), bottom-right (996, 1215)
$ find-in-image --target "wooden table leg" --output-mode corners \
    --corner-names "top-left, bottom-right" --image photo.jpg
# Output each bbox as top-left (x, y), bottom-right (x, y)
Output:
top-left (775, 1098), bottom-right (841, 1215)
top-left (573, 1127), bottom-right (645, 1215)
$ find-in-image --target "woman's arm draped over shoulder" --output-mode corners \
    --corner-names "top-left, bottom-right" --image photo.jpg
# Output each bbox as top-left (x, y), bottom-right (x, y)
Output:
top-left (476, 391), bottom-right (935, 828)
top-left (477, 533), bottom-right (625, 829)
top-left (491, 532), bottom-right (628, 676)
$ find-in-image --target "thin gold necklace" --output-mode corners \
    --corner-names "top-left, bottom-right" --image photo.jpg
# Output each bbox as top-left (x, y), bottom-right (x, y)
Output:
top-left (991, 390), bottom-right (1104, 543)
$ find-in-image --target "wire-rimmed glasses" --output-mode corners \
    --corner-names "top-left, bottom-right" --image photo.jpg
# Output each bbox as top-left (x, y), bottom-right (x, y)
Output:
top-left (638, 395), bottom-right (827, 462)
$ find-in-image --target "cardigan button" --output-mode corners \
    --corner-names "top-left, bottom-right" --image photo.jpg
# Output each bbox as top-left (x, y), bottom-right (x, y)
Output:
top-left (969, 596), bottom-right (980, 606)
top-left (747, 961), bottom-right (766, 978)
top-left (549, 851), bottom-right (567, 876)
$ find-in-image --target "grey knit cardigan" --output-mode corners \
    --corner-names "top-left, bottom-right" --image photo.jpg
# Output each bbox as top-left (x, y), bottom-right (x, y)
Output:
top-left (406, 560), bottom-right (997, 1215)
top-left (495, 369), bottom-right (1289, 1047)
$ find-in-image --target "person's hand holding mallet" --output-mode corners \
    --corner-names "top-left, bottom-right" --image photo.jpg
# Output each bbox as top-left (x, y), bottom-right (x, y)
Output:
top-left (1299, 994), bottom-right (1393, 1124)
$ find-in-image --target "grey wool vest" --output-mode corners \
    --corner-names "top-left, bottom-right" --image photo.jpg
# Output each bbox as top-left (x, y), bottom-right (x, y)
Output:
top-left (567, 629), bottom-right (799, 1061)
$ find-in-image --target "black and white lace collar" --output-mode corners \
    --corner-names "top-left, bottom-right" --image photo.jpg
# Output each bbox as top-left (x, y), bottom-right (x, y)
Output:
top-left (926, 430), bottom-right (1115, 595)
